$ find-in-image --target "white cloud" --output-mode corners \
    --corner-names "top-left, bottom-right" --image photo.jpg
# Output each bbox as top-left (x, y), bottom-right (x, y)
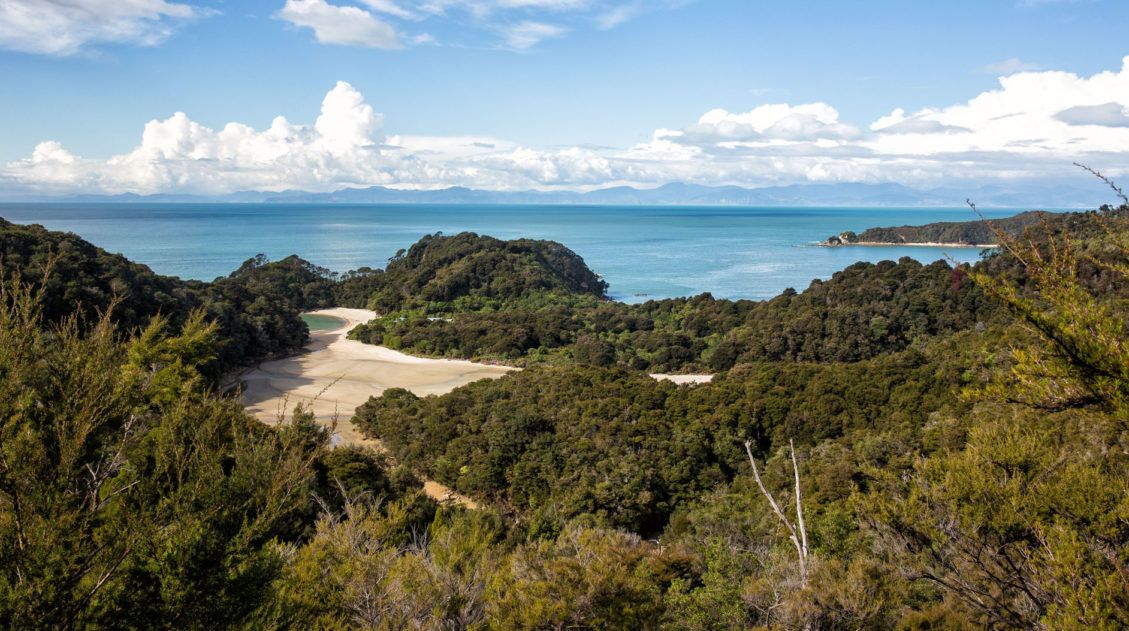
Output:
top-left (500, 21), bottom-right (568, 49)
top-left (596, 3), bottom-right (643, 29)
top-left (30, 141), bottom-right (78, 165)
top-left (4, 81), bottom-right (410, 194)
top-left (865, 56), bottom-right (1129, 158)
top-left (5, 57), bottom-right (1129, 196)
top-left (270, 0), bottom-right (673, 50)
top-left (661, 103), bottom-right (861, 147)
top-left (359, 0), bottom-right (418, 19)
top-left (0, 0), bottom-right (201, 56)
top-left (392, 0), bottom-right (656, 47)
top-left (277, 0), bottom-right (402, 49)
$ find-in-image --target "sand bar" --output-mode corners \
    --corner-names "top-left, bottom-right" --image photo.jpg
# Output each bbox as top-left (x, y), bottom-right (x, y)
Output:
top-left (242, 308), bottom-right (515, 441)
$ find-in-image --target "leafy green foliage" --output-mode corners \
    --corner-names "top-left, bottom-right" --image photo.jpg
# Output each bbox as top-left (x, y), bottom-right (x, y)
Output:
top-left (354, 343), bottom-right (969, 534)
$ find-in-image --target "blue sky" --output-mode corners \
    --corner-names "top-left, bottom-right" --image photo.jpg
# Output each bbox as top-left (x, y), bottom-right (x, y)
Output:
top-left (1, 0), bottom-right (1128, 195)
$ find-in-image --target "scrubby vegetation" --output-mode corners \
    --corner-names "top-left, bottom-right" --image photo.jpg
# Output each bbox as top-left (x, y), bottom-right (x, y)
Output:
top-left (3, 194), bottom-right (1129, 628)
top-left (0, 276), bottom-right (428, 628)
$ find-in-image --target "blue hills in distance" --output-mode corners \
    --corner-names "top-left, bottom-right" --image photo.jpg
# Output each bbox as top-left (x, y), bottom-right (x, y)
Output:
top-left (0, 180), bottom-right (1109, 208)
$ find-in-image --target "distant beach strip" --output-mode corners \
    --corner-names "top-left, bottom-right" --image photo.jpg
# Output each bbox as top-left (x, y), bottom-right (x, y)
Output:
top-left (818, 240), bottom-right (997, 248)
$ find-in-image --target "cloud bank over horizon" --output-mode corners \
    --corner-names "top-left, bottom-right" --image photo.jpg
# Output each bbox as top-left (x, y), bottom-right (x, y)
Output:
top-left (4, 56), bottom-right (1129, 197)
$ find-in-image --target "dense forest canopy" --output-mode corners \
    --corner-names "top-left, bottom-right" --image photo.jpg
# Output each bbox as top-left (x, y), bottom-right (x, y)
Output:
top-left (350, 256), bottom-right (1002, 371)
top-left (0, 220), bottom-right (342, 376)
top-left (338, 231), bottom-right (608, 313)
top-left (349, 211), bottom-right (1124, 374)
top-left (1, 200), bottom-right (1128, 628)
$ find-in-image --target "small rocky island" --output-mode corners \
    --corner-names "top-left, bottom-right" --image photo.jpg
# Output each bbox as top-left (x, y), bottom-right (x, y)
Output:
top-left (823, 210), bottom-right (1051, 247)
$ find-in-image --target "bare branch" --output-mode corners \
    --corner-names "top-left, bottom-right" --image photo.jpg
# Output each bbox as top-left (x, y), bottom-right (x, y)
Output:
top-left (967, 198), bottom-right (1028, 267)
top-left (790, 439), bottom-right (809, 562)
top-left (1074, 162), bottom-right (1129, 207)
top-left (744, 440), bottom-right (808, 586)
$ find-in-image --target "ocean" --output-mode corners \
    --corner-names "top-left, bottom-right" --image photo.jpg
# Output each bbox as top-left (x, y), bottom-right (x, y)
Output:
top-left (0, 203), bottom-right (1029, 302)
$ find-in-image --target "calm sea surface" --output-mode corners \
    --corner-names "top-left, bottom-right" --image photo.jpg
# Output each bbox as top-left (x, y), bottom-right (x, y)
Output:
top-left (0, 204), bottom-right (1031, 302)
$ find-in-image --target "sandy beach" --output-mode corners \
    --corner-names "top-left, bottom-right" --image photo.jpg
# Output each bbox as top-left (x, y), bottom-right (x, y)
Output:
top-left (650, 373), bottom-right (714, 385)
top-left (242, 309), bottom-right (716, 433)
top-left (241, 307), bottom-right (515, 444)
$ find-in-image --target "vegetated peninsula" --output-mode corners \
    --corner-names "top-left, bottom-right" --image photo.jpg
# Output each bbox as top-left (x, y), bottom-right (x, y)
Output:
top-left (2, 202), bottom-right (1129, 629)
top-left (823, 209), bottom-right (1051, 246)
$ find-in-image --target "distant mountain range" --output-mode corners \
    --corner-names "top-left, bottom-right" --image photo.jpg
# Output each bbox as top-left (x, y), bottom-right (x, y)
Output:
top-left (0, 181), bottom-right (1111, 208)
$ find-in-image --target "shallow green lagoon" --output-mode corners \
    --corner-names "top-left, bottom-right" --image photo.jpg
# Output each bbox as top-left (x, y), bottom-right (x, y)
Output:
top-left (300, 313), bottom-right (346, 332)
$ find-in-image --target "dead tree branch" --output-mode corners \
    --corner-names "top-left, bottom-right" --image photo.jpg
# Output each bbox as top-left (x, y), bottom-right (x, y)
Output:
top-left (744, 440), bottom-right (809, 587)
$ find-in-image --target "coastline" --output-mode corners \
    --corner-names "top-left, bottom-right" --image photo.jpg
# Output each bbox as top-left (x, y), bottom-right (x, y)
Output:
top-left (817, 241), bottom-right (997, 248)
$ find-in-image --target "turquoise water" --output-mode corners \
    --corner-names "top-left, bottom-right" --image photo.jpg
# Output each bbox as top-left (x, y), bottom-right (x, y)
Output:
top-left (0, 203), bottom-right (1030, 302)
top-left (300, 313), bottom-right (347, 331)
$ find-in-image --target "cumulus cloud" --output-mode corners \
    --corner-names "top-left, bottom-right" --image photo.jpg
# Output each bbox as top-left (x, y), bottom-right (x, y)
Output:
top-left (660, 103), bottom-right (860, 148)
top-left (277, 0), bottom-right (402, 48)
top-left (5, 57), bottom-right (1129, 196)
top-left (864, 56), bottom-right (1129, 159)
top-left (0, 0), bottom-right (202, 56)
top-left (5, 81), bottom-right (411, 195)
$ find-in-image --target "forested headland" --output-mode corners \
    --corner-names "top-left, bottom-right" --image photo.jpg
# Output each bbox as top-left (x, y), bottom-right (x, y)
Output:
top-left (823, 209), bottom-right (1050, 246)
top-left (2, 199), bottom-right (1128, 629)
